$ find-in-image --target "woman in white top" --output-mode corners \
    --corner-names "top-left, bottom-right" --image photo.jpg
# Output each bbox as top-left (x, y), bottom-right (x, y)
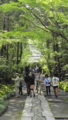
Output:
top-left (52, 74), bottom-right (60, 98)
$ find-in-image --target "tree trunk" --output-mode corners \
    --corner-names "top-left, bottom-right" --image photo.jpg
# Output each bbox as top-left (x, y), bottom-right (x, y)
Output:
top-left (17, 42), bottom-right (19, 65)
top-left (20, 43), bottom-right (22, 60)
top-left (46, 41), bottom-right (52, 76)
top-left (53, 38), bottom-right (60, 78)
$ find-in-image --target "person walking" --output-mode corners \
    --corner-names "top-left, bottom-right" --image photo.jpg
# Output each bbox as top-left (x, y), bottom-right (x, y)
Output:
top-left (35, 72), bottom-right (43, 94)
top-left (12, 73), bottom-right (20, 98)
top-left (19, 81), bottom-right (23, 95)
top-left (44, 74), bottom-right (51, 96)
top-left (52, 74), bottom-right (60, 98)
top-left (30, 73), bottom-right (35, 97)
top-left (24, 73), bottom-right (31, 96)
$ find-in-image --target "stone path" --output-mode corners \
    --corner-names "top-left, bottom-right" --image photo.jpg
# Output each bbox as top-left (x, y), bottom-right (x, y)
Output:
top-left (21, 83), bottom-right (68, 120)
top-left (32, 96), bottom-right (46, 120)
top-left (0, 81), bottom-right (68, 120)
top-left (21, 93), bottom-right (55, 120)
top-left (44, 87), bottom-right (68, 120)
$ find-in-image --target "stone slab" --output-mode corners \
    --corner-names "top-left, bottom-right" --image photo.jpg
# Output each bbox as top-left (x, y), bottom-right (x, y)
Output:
top-left (23, 104), bottom-right (32, 113)
top-left (46, 116), bottom-right (55, 120)
top-left (22, 112), bottom-right (33, 117)
top-left (21, 96), bottom-right (33, 119)
top-left (21, 92), bottom-right (55, 120)
top-left (21, 117), bottom-right (32, 120)
top-left (42, 111), bottom-right (53, 117)
top-left (25, 97), bottom-right (32, 103)
top-left (41, 103), bottom-right (49, 108)
top-left (22, 97), bottom-right (32, 113)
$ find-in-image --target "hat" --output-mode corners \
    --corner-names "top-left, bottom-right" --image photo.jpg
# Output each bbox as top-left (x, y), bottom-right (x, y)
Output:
top-left (15, 73), bottom-right (19, 75)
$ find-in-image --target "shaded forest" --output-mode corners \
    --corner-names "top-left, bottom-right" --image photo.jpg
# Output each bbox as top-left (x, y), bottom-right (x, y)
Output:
top-left (0, 0), bottom-right (68, 83)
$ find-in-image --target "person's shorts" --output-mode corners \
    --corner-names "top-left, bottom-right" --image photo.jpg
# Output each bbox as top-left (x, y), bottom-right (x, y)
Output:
top-left (53, 86), bottom-right (58, 89)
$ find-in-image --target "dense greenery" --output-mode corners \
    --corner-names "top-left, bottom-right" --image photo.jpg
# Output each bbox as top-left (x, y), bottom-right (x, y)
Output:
top-left (0, 98), bottom-right (8, 115)
top-left (0, 0), bottom-right (68, 82)
top-left (0, 84), bottom-right (14, 115)
top-left (0, 84), bottom-right (14, 97)
top-left (59, 81), bottom-right (68, 91)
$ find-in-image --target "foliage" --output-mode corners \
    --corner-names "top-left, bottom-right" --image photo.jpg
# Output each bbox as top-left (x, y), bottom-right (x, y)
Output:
top-left (0, 84), bottom-right (14, 97)
top-left (63, 64), bottom-right (68, 71)
top-left (59, 81), bottom-right (68, 91)
top-left (0, 84), bottom-right (11, 115)
top-left (0, 0), bottom-right (68, 80)
top-left (0, 100), bottom-right (8, 115)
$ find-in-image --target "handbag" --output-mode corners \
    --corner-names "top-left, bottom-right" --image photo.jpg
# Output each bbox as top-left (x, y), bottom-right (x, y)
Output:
top-left (30, 85), bottom-right (34, 89)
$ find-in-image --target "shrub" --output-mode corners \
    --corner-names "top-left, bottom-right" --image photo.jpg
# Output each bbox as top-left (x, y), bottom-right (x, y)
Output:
top-left (0, 84), bottom-right (14, 97)
top-left (59, 81), bottom-right (68, 91)
top-left (0, 99), bottom-right (8, 115)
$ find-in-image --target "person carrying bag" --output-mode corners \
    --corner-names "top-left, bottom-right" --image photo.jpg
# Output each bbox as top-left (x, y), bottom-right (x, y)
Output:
top-left (44, 74), bottom-right (51, 96)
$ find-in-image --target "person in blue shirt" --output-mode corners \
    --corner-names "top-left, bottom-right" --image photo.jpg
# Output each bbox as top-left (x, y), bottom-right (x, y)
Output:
top-left (19, 81), bottom-right (23, 95)
top-left (44, 74), bottom-right (51, 96)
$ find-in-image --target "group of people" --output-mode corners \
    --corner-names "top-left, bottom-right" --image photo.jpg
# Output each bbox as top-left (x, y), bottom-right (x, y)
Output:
top-left (44, 74), bottom-right (59, 98)
top-left (12, 70), bottom-right (60, 98)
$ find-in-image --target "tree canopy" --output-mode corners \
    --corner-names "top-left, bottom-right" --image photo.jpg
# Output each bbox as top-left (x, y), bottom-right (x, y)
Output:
top-left (0, 0), bottom-right (68, 81)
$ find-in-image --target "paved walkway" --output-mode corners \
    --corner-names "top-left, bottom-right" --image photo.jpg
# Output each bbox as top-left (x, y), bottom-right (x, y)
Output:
top-left (0, 82), bottom-right (68, 120)
top-left (45, 87), bottom-right (68, 120)
top-left (21, 93), bottom-right (55, 120)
